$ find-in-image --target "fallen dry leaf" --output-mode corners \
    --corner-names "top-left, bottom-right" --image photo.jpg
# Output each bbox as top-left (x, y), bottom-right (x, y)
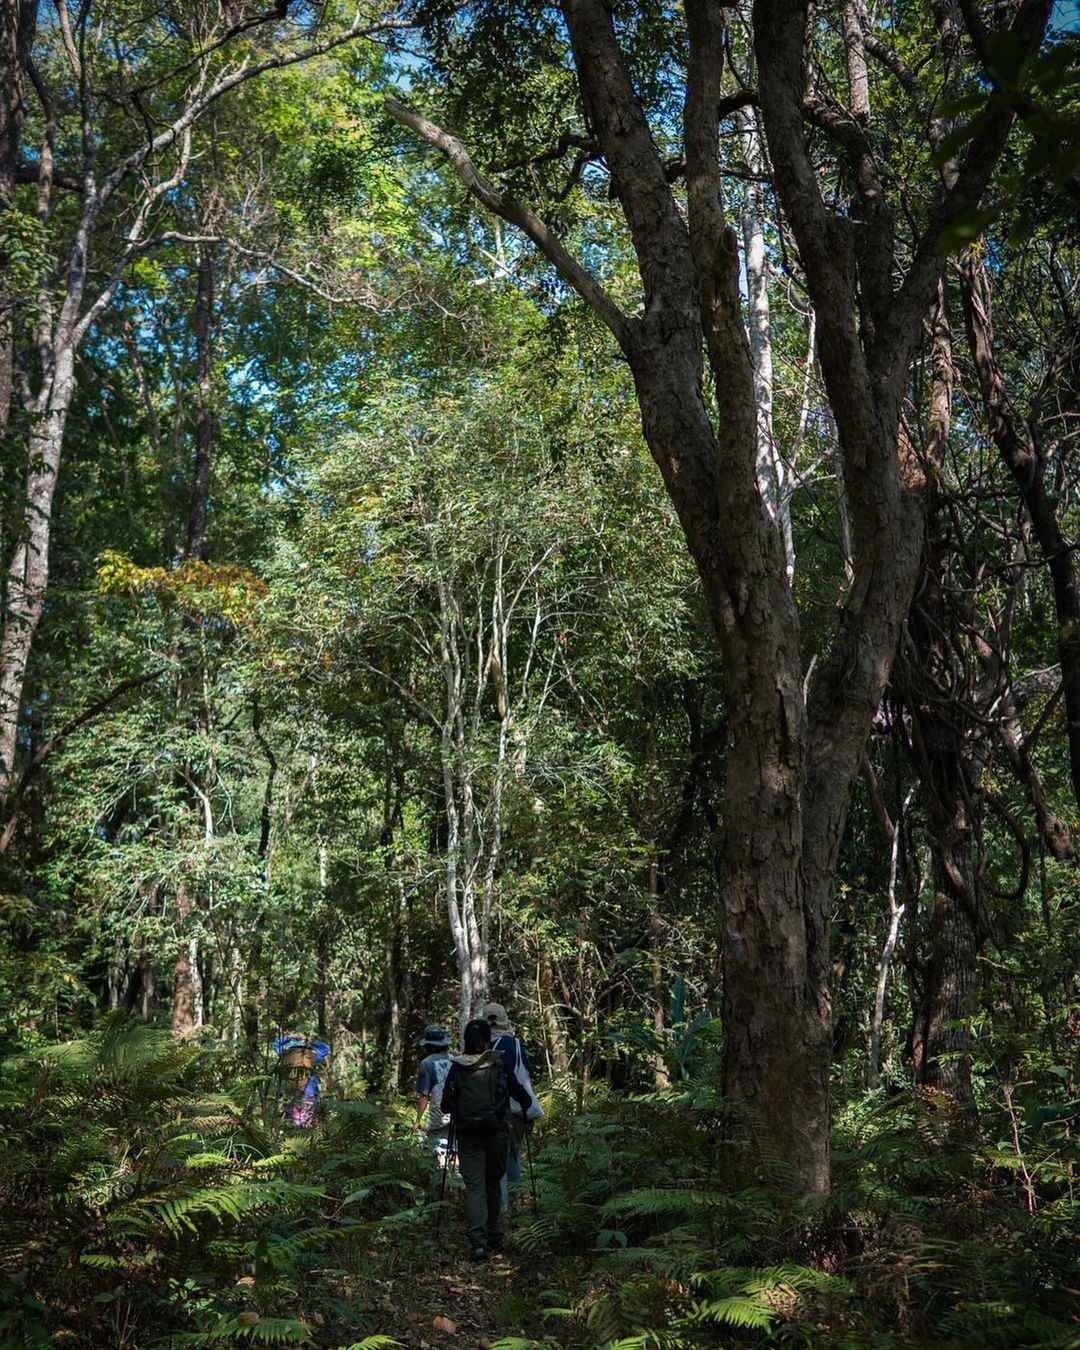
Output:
top-left (406, 1311), bottom-right (424, 1324)
top-left (432, 1315), bottom-right (457, 1334)
top-left (235, 1276), bottom-right (256, 1287)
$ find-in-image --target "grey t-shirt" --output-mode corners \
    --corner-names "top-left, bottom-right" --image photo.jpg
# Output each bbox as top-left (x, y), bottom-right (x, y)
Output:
top-left (416, 1050), bottom-right (451, 1132)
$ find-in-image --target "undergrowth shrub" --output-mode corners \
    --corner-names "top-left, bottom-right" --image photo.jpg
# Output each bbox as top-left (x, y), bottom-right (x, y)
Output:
top-left (0, 1014), bottom-right (430, 1347)
top-left (509, 1074), bottom-right (1080, 1348)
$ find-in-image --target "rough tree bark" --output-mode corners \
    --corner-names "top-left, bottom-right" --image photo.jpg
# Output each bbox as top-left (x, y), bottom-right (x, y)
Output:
top-left (390, 0), bottom-right (1050, 1193)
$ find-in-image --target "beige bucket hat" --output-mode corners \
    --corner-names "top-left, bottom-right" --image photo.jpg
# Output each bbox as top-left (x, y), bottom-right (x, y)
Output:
top-left (481, 1002), bottom-right (514, 1036)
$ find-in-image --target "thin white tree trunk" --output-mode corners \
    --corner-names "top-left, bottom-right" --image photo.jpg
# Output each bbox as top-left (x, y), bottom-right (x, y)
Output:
top-left (190, 934), bottom-right (204, 1028)
top-left (436, 568), bottom-right (473, 1034)
top-left (829, 409), bottom-right (856, 585)
top-left (0, 351), bottom-right (74, 791)
top-left (868, 787), bottom-right (915, 1087)
top-left (431, 524), bottom-right (555, 1032)
top-left (739, 105), bottom-right (793, 579)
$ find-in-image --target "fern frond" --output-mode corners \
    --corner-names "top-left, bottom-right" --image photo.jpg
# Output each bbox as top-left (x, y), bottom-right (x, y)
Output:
top-left (600, 1186), bottom-right (728, 1221)
top-left (596, 1337), bottom-right (695, 1350)
top-left (684, 1294), bottom-right (775, 1329)
top-left (132, 1177), bottom-right (325, 1235)
top-left (161, 1315), bottom-right (317, 1345)
top-left (487, 1339), bottom-right (560, 1350)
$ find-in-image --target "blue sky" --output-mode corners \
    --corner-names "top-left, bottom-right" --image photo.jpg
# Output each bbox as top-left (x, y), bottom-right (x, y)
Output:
top-left (1052, 0), bottom-right (1080, 31)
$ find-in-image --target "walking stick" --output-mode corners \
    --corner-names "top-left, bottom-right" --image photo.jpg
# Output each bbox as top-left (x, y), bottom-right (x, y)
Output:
top-left (524, 1121), bottom-right (538, 1215)
top-left (435, 1123), bottom-right (456, 1244)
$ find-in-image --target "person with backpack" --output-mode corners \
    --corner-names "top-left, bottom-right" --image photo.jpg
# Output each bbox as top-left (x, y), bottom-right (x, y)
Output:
top-left (442, 1018), bottom-right (533, 1261)
top-left (273, 1031), bottom-right (330, 1128)
top-left (414, 1024), bottom-right (453, 1156)
top-left (481, 1003), bottom-right (543, 1210)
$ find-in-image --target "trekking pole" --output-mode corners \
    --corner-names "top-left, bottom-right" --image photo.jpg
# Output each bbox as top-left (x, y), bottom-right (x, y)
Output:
top-left (435, 1124), bottom-right (455, 1244)
top-left (524, 1121), bottom-right (538, 1215)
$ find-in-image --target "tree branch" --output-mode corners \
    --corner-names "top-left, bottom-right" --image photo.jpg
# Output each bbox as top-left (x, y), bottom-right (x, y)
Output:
top-left (561, 0), bottom-right (691, 310)
top-left (97, 12), bottom-right (406, 211)
top-left (870, 0), bottom-right (1053, 396)
top-left (384, 96), bottom-right (628, 342)
top-left (0, 672), bottom-right (157, 854)
top-left (15, 161), bottom-right (82, 193)
top-left (861, 29), bottom-right (922, 95)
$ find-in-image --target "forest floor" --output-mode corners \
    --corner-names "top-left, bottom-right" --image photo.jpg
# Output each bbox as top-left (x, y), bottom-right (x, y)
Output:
top-left (370, 1198), bottom-right (553, 1348)
top-left (375, 1249), bottom-right (533, 1347)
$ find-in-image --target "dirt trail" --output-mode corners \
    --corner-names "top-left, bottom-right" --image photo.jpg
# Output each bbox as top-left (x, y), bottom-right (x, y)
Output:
top-left (373, 1236), bottom-right (541, 1349)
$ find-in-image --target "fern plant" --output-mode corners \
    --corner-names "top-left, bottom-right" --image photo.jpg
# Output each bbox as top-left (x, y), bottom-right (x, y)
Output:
top-left (0, 1014), bottom-right (429, 1348)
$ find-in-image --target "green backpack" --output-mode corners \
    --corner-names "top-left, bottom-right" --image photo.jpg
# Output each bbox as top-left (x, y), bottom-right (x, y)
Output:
top-left (449, 1059), bottom-right (509, 1136)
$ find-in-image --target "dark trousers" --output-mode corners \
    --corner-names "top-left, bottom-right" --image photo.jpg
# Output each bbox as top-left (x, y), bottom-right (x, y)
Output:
top-left (457, 1127), bottom-right (510, 1250)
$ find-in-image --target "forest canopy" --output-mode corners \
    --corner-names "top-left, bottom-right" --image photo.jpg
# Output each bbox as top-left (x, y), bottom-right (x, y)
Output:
top-left (0, 0), bottom-right (1078, 1345)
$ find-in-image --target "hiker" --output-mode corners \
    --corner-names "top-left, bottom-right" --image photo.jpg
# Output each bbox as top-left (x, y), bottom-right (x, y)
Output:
top-left (481, 1002), bottom-right (543, 1210)
top-left (273, 1031), bottom-right (330, 1127)
top-left (442, 1017), bottom-right (533, 1261)
top-left (414, 1023), bottom-right (453, 1156)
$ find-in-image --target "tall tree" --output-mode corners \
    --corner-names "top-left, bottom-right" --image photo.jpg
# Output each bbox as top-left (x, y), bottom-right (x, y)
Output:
top-left (389, 0), bottom-right (1051, 1191)
top-left (0, 0), bottom-right (392, 803)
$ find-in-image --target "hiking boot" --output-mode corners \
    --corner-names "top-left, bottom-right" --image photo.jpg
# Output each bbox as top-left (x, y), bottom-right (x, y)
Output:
top-left (470, 1245), bottom-right (488, 1262)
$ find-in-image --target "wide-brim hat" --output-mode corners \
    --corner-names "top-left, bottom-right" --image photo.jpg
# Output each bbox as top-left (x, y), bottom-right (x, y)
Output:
top-left (419, 1024), bottom-right (450, 1048)
top-left (481, 1003), bottom-right (514, 1035)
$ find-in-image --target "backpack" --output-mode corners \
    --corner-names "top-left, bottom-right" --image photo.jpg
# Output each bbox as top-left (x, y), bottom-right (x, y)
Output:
top-left (448, 1058), bottom-right (509, 1137)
